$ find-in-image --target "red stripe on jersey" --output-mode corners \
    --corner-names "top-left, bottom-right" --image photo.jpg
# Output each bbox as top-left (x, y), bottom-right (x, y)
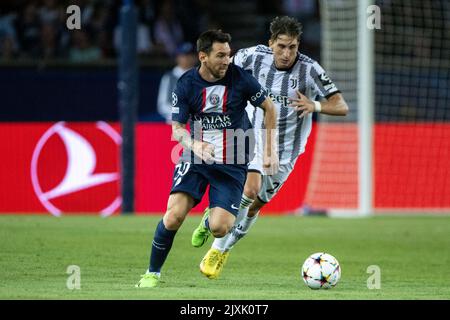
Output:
top-left (201, 88), bottom-right (206, 142)
top-left (202, 88), bottom-right (207, 112)
top-left (222, 87), bottom-right (228, 113)
top-left (222, 87), bottom-right (228, 163)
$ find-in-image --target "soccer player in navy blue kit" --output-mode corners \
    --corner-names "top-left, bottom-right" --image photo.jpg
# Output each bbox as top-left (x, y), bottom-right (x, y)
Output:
top-left (136, 30), bottom-right (278, 287)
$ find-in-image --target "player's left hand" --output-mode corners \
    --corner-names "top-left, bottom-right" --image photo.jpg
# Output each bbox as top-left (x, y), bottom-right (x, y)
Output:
top-left (288, 90), bottom-right (315, 118)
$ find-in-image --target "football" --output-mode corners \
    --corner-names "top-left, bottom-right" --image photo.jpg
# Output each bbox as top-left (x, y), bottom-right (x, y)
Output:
top-left (301, 252), bottom-right (341, 289)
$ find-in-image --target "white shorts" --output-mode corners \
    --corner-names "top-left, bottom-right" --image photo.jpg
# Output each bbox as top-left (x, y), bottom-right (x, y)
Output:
top-left (257, 162), bottom-right (294, 203)
top-left (247, 107), bottom-right (295, 203)
top-left (248, 141), bottom-right (295, 203)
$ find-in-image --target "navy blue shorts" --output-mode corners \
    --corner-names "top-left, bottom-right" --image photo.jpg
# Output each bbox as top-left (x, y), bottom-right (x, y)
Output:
top-left (170, 162), bottom-right (247, 216)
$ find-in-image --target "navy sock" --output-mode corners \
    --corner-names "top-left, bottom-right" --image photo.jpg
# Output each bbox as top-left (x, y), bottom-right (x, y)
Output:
top-left (204, 217), bottom-right (210, 231)
top-left (149, 219), bottom-right (177, 273)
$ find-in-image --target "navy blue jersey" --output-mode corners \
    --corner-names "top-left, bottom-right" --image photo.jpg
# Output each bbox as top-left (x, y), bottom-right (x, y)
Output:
top-left (172, 63), bottom-right (267, 165)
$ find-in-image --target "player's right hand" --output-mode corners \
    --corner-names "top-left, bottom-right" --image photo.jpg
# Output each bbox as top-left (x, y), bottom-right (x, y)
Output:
top-left (192, 140), bottom-right (215, 162)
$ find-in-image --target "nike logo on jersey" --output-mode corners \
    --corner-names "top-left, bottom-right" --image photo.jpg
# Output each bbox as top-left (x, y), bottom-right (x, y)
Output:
top-left (231, 204), bottom-right (239, 210)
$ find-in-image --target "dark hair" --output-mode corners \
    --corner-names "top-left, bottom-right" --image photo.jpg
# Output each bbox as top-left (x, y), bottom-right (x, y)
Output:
top-left (269, 16), bottom-right (303, 41)
top-left (196, 30), bottom-right (232, 54)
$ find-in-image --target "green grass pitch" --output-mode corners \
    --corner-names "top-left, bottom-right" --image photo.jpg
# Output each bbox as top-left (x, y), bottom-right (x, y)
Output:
top-left (1, 214), bottom-right (449, 300)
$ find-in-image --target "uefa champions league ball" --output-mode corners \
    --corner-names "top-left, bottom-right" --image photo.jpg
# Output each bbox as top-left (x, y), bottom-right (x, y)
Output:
top-left (301, 252), bottom-right (341, 289)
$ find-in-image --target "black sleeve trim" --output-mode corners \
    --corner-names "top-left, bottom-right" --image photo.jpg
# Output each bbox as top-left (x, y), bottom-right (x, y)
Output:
top-left (325, 90), bottom-right (341, 99)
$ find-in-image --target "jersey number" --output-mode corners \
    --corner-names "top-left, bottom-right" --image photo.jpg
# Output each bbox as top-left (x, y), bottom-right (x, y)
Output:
top-left (266, 182), bottom-right (282, 194)
top-left (174, 162), bottom-right (191, 187)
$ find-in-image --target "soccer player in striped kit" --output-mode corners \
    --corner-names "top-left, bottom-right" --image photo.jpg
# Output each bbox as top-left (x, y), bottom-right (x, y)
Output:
top-left (195, 16), bottom-right (349, 279)
top-left (136, 30), bottom-right (278, 288)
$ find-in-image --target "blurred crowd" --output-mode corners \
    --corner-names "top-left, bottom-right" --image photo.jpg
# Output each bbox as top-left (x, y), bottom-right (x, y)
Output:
top-left (0, 0), bottom-right (216, 63)
top-left (0, 0), bottom-right (321, 63)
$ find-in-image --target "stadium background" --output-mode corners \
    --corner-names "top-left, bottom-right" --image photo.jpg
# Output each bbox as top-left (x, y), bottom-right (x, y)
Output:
top-left (1, 0), bottom-right (450, 302)
top-left (0, 0), bottom-right (449, 215)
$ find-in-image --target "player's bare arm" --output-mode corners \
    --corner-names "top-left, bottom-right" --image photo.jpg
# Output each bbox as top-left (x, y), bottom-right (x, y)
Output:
top-left (172, 121), bottom-right (215, 161)
top-left (258, 97), bottom-right (279, 175)
top-left (289, 91), bottom-right (349, 118)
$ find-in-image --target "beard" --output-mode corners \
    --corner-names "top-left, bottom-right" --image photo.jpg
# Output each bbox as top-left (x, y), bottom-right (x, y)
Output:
top-left (204, 63), bottom-right (228, 80)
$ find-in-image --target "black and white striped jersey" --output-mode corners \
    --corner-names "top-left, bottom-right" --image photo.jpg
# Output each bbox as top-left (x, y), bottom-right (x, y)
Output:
top-left (233, 45), bottom-right (340, 164)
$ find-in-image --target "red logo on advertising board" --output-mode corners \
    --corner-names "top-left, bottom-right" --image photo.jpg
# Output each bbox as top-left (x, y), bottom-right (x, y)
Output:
top-left (31, 122), bottom-right (121, 216)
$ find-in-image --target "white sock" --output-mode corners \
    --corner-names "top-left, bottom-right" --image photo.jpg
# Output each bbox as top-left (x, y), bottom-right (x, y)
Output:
top-left (146, 270), bottom-right (160, 277)
top-left (223, 213), bottom-right (258, 250)
top-left (212, 194), bottom-right (254, 252)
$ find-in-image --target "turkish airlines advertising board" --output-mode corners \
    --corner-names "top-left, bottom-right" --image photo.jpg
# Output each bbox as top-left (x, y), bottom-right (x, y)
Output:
top-left (0, 122), bottom-right (314, 215)
top-left (2, 122), bottom-right (450, 215)
top-left (1, 122), bottom-right (121, 215)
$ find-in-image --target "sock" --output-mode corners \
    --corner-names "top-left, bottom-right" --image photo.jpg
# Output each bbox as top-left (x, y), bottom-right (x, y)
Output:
top-left (204, 217), bottom-right (210, 231)
top-left (148, 219), bottom-right (177, 273)
top-left (145, 270), bottom-right (160, 277)
top-left (212, 194), bottom-right (254, 252)
top-left (223, 213), bottom-right (259, 250)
